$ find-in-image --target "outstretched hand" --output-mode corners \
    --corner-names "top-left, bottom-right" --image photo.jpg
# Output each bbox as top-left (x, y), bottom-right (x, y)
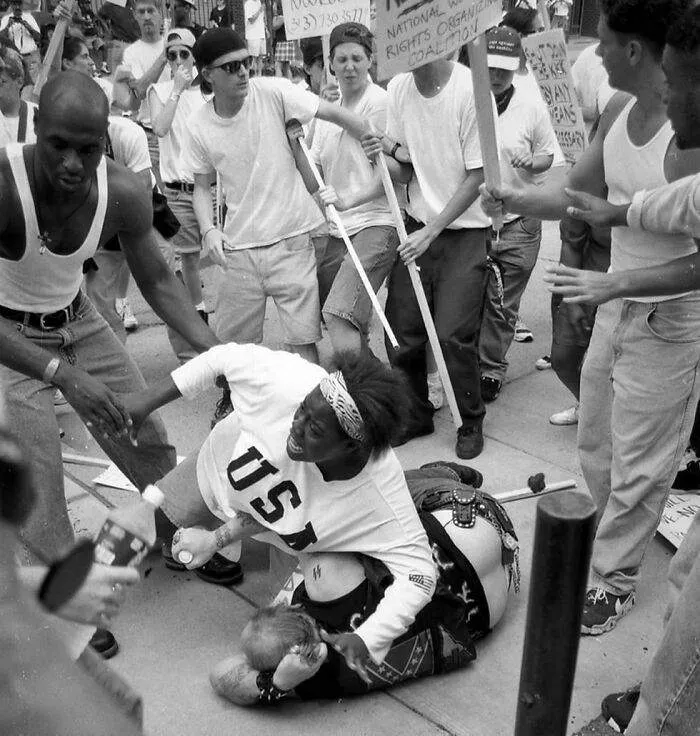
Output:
top-left (479, 182), bottom-right (518, 220)
top-left (564, 188), bottom-right (630, 228)
top-left (544, 264), bottom-right (621, 305)
top-left (320, 630), bottom-right (372, 685)
top-left (118, 391), bottom-right (153, 444)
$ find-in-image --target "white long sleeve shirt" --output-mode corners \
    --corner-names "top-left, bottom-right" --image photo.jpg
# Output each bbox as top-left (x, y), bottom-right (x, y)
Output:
top-left (627, 173), bottom-right (700, 239)
top-left (171, 344), bottom-right (436, 662)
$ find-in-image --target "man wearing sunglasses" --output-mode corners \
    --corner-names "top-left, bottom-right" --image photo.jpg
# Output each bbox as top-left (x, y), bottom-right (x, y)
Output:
top-left (185, 29), bottom-right (371, 373)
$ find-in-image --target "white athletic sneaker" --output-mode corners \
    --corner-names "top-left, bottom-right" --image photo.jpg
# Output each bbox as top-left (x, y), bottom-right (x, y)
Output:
top-left (550, 404), bottom-right (579, 426)
top-left (513, 319), bottom-right (533, 343)
top-left (427, 371), bottom-right (444, 410)
top-left (116, 298), bottom-right (138, 332)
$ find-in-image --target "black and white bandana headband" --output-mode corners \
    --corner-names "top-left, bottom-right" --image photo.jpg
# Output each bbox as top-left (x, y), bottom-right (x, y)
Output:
top-left (318, 371), bottom-right (365, 442)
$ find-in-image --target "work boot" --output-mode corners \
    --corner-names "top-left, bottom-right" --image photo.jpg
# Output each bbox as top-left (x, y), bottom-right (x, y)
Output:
top-left (456, 425), bottom-right (483, 459)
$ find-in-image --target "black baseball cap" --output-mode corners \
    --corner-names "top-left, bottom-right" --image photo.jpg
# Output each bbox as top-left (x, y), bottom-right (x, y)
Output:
top-left (300, 36), bottom-right (323, 66)
top-left (328, 22), bottom-right (372, 56)
top-left (486, 26), bottom-right (522, 71)
top-left (192, 27), bottom-right (246, 68)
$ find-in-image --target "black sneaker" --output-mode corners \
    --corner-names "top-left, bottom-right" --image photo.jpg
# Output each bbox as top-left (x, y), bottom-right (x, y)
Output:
top-left (89, 628), bottom-right (119, 659)
top-left (672, 460), bottom-right (700, 490)
top-left (161, 542), bottom-right (243, 586)
top-left (456, 425), bottom-right (484, 459)
top-left (601, 685), bottom-right (641, 733)
top-left (211, 388), bottom-right (233, 428)
top-left (421, 461), bottom-right (483, 488)
top-left (480, 376), bottom-right (502, 403)
top-left (581, 587), bottom-right (635, 635)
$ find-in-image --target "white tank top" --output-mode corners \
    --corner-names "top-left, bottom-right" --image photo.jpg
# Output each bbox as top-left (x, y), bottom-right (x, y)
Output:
top-left (0, 144), bottom-right (108, 312)
top-left (604, 100), bottom-right (696, 302)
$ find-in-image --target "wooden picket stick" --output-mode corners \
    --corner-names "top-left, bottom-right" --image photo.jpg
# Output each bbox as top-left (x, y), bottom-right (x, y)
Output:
top-left (495, 479), bottom-right (576, 505)
top-left (377, 154), bottom-right (461, 429)
top-left (538, 0), bottom-right (552, 31)
top-left (296, 137), bottom-right (399, 349)
top-left (31, 0), bottom-right (76, 102)
top-left (321, 34), bottom-right (331, 89)
top-left (466, 34), bottom-right (504, 234)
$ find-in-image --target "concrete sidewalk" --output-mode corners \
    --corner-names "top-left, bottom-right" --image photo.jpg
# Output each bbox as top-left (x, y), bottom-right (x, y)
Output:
top-left (58, 219), bottom-right (674, 735)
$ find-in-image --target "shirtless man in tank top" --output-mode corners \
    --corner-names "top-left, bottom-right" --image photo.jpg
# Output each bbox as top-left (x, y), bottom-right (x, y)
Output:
top-left (480, 0), bottom-right (700, 636)
top-left (0, 71), bottom-right (224, 650)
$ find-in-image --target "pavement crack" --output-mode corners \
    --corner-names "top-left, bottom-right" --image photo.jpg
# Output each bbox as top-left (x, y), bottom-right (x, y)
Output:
top-left (384, 692), bottom-right (458, 735)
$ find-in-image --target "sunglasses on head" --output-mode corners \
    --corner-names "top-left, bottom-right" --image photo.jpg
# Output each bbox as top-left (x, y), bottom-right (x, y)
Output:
top-left (212, 57), bottom-right (251, 74)
top-left (167, 49), bottom-right (192, 61)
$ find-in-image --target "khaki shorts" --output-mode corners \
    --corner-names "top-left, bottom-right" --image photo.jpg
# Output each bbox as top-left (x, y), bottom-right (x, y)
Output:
top-left (165, 188), bottom-right (201, 255)
top-left (213, 232), bottom-right (322, 346)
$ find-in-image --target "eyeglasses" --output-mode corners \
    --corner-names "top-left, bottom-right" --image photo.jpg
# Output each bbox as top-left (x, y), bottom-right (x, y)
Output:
top-left (167, 49), bottom-right (192, 61)
top-left (211, 57), bottom-right (251, 74)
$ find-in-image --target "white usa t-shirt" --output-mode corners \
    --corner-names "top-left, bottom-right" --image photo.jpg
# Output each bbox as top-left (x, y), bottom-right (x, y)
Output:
top-left (171, 344), bottom-right (436, 662)
top-left (183, 77), bottom-right (324, 249)
top-left (386, 63), bottom-right (491, 230)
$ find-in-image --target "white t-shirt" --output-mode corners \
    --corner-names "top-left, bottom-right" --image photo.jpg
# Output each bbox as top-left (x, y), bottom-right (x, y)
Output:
top-left (148, 81), bottom-right (206, 183)
top-left (0, 12), bottom-right (39, 54)
top-left (571, 43), bottom-right (615, 122)
top-left (0, 100), bottom-right (36, 146)
top-left (312, 83), bottom-right (394, 237)
top-left (122, 38), bottom-right (170, 126)
top-left (183, 77), bottom-right (324, 248)
top-left (107, 115), bottom-right (152, 175)
top-left (171, 344), bottom-right (436, 662)
top-left (95, 76), bottom-right (115, 109)
top-left (498, 85), bottom-right (565, 223)
top-left (386, 63), bottom-right (490, 229)
top-left (244, 0), bottom-right (265, 40)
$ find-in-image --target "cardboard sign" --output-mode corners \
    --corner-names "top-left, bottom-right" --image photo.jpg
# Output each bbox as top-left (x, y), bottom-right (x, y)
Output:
top-left (281, 0), bottom-right (370, 40)
top-left (376, 0), bottom-right (502, 80)
top-left (657, 493), bottom-right (700, 550)
top-left (521, 29), bottom-right (587, 164)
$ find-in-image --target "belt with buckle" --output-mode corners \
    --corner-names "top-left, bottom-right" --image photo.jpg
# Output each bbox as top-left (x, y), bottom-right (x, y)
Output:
top-left (164, 181), bottom-right (194, 193)
top-left (0, 291), bottom-right (82, 330)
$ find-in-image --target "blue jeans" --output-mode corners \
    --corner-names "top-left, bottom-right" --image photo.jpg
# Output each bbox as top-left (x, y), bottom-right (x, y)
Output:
top-left (479, 216), bottom-right (541, 382)
top-left (626, 511), bottom-right (700, 735)
top-left (384, 220), bottom-right (488, 430)
top-left (578, 294), bottom-right (700, 595)
top-left (0, 294), bottom-right (176, 560)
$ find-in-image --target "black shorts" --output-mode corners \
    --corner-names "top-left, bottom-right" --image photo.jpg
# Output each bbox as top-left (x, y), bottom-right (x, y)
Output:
top-left (292, 513), bottom-right (487, 700)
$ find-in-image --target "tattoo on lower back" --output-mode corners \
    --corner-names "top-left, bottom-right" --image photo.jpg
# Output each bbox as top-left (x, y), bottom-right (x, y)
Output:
top-left (312, 564), bottom-right (321, 580)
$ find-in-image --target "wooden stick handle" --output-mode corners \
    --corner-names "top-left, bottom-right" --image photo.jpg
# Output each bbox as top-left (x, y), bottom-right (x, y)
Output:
top-left (466, 34), bottom-right (503, 232)
top-left (32, 2), bottom-right (76, 101)
top-left (61, 451), bottom-right (111, 469)
top-left (298, 138), bottom-right (399, 349)
top-left (377, 154), bottom-right (462, 429)
top-left (494, 479), bottom-right (577, 505)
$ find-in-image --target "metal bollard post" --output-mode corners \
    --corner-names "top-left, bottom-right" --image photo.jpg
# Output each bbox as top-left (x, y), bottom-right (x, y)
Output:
top-left (514, 492), bottom-right (597, 736)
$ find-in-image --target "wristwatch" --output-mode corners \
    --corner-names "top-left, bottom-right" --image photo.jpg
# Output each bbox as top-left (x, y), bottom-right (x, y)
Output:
top-left (389, 141), bottom-right (401, 159)
top-left (256, 670), bottom-right (290, 703)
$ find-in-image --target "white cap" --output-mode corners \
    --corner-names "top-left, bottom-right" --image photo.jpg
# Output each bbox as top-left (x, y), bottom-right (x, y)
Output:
top-left (142, 484), bottom-right (165, 508)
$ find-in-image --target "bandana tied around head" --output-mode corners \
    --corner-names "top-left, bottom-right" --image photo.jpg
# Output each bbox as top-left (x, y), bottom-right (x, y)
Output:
top-left (318, 371), bottom-right (366, 443)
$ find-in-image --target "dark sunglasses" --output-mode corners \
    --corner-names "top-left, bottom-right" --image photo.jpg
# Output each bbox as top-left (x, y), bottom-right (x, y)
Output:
top-left (212, 57), bottom-right (252, 74)
top-left (167, 49), bottom-right (192, 61)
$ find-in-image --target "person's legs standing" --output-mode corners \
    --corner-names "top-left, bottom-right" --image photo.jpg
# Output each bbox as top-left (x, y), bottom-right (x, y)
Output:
top-left (479, 217), bottom-right (541, 395)
top-left (165, 188), bottom-right (204, 314)
top-left (584, 296), bottom-right (700, 632)
top-left (267, 233), bottom-right (322, 365)
top-left (432, 227), bottom-right (488, 457)
top-left (83, 248), bottom-right (129, 343)
top-left (384, 218), bottom-right (435, 435)
top-left (625, 512), bottom-right (700, 736)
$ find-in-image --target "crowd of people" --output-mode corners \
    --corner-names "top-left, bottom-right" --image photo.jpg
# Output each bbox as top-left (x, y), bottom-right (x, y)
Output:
top-left (0, 0), bottom-right (699, 732)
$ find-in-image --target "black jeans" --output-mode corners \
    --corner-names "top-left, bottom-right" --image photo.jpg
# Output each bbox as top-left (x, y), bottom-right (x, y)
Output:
top-left (385, 218), bottom-right (488, 430)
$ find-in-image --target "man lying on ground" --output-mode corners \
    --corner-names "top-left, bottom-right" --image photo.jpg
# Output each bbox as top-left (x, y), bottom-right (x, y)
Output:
top-left (207, 461), bottom-right (519, 705)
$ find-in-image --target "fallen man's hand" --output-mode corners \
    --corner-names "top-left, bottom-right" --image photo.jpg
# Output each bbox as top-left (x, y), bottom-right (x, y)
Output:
top-left (172, 527), bottom-right (217, 568)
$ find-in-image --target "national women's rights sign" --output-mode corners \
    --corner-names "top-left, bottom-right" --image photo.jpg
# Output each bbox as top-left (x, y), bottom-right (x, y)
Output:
top-left (282, 0), bottom-right (371, 39)
top-left (521, 29), bottom-right (587, 164)
top-left (375, 0), bottom-right (501, 80)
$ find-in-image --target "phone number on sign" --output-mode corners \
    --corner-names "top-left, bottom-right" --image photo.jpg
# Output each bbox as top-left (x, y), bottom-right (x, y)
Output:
top-left (289, 7), bottom-right (368, 35)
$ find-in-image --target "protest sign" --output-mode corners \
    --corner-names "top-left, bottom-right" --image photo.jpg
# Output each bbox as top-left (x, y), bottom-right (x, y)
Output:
top-left (657, 493), bottom-right (700, 550)
top-left (281, 0), bottom-right (370, 40)
top-left (375, 0), bottom-right (502, 80)
top-left (521, 29), bottom-right (587, 164)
